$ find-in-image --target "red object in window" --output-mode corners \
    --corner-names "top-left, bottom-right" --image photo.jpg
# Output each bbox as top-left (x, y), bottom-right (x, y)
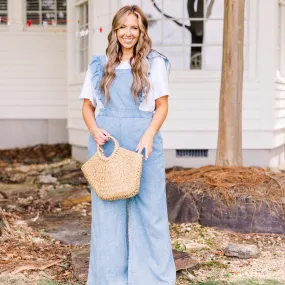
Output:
top-left (99, 27), bottom-right (102, 33)
top-left (28, 20), bottom-right (32, 27)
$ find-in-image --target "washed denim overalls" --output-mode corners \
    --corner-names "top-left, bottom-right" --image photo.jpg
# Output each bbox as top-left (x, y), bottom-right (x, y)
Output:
top-left (87, 50), bottom-right (176, 285)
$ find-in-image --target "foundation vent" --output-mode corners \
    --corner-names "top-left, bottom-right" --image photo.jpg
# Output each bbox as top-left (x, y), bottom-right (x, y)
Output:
top-left (176, 149), bottom-right (208, 158)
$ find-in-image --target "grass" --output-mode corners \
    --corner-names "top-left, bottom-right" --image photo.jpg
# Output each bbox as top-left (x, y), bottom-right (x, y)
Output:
top-left (194, 280), bottom-right (285, 285)
top-left (0, 277), bottom-right (84, 285)
top-left (0, 276), bottom-right (283, 285)
top-left (201, 260), bottom-right (228, 269)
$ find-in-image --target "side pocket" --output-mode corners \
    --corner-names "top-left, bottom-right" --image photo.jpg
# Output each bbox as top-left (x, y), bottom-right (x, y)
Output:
top-left (88, 133), bottom-right (97, 159)
top-left (152, 131), bottom-right (163, 151)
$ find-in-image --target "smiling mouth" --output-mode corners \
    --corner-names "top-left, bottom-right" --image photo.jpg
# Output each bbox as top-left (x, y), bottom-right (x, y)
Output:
top-left (123, 38), bottom-right (134, 42)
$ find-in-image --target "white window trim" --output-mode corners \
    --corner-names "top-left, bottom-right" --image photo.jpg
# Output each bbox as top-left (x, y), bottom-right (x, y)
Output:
top-left (277, 0), bottom-right (285, 83)
top-left (75, 0), bottom-right (89, 77)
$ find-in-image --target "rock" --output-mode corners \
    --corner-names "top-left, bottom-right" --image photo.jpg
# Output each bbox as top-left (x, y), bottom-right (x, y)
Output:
top-left (0, 183), bottom-right (37, 199)
top-left (38, 174), bottom-right (57, 184)
top-left (184, 242), bottom-right (208, 251)
top-left (7, 173), bottom-right (27, 183)
top-left (172, 249), bottom-right (199, 271)
top-left (44, 161), bottom-right (78, 176)
top-left (71, 249), bottom-right (89, 282)
top-left (42, 186), bottom-right (90, 207)
top-left (29, 213), bottom-right (91, 246)
top-left (182, 271), bottom-right (196, 281)
top-left (224, 243), bottom-right (260, 259)
top-left (62, 195), bottom-right (91, 208)
top-left (5, 204), bottom-right (25, 212)
top-left (166, 180), bottom-right (199, 223)
top-left (57, 170), bottom-right (87, 185)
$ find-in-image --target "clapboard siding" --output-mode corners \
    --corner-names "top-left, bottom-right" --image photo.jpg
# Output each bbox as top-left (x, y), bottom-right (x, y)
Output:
top-left (0, 31), bottom-right (67, 119)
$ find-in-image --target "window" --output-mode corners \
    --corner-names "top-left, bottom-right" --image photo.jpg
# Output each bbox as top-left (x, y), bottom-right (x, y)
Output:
top-left (120, 0), bottom-right (248, 71)
top-left (278, 0), bottom-right (285, 78)
top-left (26, 0), bottom-right (67, 26)
top-left (76, 0), bottom-right (89, 73)
top-left (0, 0), bottom-right (7, 25)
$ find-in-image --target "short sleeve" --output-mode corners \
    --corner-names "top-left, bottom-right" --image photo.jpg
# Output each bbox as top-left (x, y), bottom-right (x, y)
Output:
top-left (149, 56), bottom-right (170, 100)
top-left (79, 68), bottom-right (97, 107)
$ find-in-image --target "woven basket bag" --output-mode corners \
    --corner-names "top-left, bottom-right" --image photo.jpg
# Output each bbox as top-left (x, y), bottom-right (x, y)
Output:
top-left (81, 136), bottom-right (143, 201)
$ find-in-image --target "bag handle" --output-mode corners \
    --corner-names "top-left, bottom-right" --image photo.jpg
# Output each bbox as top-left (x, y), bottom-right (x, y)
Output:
top-left (97, 135), bottom-right (120, 160)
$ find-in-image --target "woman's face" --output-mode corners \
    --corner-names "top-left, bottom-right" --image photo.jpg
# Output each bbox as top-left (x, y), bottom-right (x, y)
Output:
top-left (116, 13), bottom-right (140, 52)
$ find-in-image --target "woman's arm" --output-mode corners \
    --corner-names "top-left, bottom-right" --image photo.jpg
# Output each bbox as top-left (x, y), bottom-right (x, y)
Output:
top-left (82, 100), bottom-right (110, 151)
top-left (136, 95), bottom-right (168, 159)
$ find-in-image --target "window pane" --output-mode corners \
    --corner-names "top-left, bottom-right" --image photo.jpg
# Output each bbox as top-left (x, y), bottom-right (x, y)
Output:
top-left (0, 13), bottom-right (7, 25)
top-left (57, 11), bottom-right (66, 25)
top-left (0, 0), bottom-right (7, 11)
top-left (26, 0), bottom-right (39, 11)
top-left (158, 46), bottom-right (184, 70)
top-left (204, 20), bottom-right (224, 45)
top-left (190, 45), bottom-right (203, 69)
top-left (27, 12), bottom-right (40, 24)
top-left (207, 0), bottom-right (224, 19)
top-left (163, 0), bottom-right (184, 19)
top-left (187, 0), bottom-right (205, 19)
top-left (203, 46), bottom-right (222, 70)
top-left (162, 19), bottom-right (183, 45)
top-left (183, 19), bottom-right (192, 45)
top-left (183, 46), bottom-right (191, 70)
top-left (42, 0), bottom-right (55, 11)
top-left (57, 0), bottom-right (67, 11)
top-left (42, 11), bottom-right (55, 24)
top-left (148, 20), bottom-right (162, 45)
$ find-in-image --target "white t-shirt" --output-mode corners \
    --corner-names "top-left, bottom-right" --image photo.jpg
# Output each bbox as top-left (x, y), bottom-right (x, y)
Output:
top-left (79, 56), bottom-right (170, 112)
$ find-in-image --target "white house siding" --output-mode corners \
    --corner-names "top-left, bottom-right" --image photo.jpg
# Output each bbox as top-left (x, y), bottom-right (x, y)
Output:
top-left (0, 31), bottom-right (68, 149)
top-left (69, 0), bottom-right (282, 168)
top-left (0, 0), bottom-right (68, 149)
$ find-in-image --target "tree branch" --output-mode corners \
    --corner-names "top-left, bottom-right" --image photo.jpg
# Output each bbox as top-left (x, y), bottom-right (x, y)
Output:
top-left (206, 0), bottom-right (215, 18)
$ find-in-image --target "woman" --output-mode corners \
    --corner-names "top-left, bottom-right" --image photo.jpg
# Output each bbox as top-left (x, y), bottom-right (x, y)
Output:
top-left (80, 5), bottom-right (176, 285)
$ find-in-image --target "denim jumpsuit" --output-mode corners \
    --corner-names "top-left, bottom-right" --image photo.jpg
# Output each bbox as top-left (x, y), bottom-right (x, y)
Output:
top-left (87, 50), bottom-right (176, 285)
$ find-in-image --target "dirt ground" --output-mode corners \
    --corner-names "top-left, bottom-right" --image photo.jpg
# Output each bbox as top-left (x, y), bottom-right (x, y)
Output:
top-left (0, 144), bottom-right (285, 285)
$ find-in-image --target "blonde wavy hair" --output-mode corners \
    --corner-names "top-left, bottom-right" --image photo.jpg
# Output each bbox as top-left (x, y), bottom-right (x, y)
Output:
top-left (100, 5), bottom-right (152, 103)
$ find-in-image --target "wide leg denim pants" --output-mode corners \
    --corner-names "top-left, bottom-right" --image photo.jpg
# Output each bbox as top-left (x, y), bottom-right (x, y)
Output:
top-left (87, 68), bottom-right (176, 285)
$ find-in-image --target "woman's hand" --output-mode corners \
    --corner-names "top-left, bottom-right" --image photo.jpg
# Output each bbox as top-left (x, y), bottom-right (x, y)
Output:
top-left (136, 131), bottom-right (155, 160)
top-left (91, 127), bottom-right (110, 152)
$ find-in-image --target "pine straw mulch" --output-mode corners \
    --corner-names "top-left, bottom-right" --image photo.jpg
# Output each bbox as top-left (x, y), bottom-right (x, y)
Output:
top-left (166, 165), bottom-right (285, 207)
top-left (0, 144), bottom-right (71, 165)
top-left (0, 208), bottom-right (79, 282)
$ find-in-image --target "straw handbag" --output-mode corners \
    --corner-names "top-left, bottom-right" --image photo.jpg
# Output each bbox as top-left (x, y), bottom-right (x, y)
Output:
top-left (81, 136), bottom-right (143, 201)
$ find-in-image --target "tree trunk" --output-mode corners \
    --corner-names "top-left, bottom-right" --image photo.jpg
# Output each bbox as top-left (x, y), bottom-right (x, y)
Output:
top-left (216, 0), bottom-right (245, 166)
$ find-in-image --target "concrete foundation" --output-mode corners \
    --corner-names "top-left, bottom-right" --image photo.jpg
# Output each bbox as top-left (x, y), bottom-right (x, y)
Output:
top-left (1, 119), bottom-right (68, 149)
